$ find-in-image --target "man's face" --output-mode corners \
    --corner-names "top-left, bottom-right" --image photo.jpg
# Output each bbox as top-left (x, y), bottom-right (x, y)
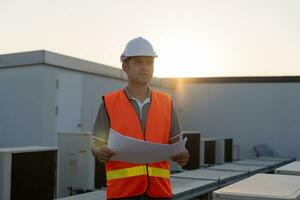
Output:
top-left (123, 56), bottom-right (154, 85)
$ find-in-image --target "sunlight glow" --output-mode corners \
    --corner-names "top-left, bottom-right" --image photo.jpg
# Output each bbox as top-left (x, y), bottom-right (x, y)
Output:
top-left (154, 37), bottom-right (218, 78)
top-left (2, 1), bottom-right (300, 78)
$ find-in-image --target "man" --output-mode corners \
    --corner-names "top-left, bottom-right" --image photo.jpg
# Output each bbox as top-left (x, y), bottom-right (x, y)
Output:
top-left (92, 37), bottom-right (189, 199)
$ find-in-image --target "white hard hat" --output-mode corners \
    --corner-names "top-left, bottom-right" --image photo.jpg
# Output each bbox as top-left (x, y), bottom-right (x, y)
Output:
top-left (120, 37), bottom-right (157, 62)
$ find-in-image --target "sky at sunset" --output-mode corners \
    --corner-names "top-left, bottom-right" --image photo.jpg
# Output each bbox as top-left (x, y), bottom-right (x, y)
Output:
top-left (1, 0), bottom-right (300, 77)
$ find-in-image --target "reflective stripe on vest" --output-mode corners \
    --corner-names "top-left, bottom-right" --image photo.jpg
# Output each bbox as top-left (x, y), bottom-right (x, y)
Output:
top-left (107, 166), bottom-right (170, 181)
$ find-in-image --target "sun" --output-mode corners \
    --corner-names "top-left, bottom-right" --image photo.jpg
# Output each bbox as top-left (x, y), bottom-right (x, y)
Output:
top-left (153, 37), bottom-right (217, 78)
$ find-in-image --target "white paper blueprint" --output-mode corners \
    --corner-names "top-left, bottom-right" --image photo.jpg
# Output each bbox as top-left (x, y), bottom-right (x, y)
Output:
top-left (107, 129), bottom-right (187, 164)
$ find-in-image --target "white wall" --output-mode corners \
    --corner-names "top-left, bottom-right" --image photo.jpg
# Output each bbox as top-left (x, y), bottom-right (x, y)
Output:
top-left (55, 73), bottom-right (83, 133)
top-left (0, 66), bottom-right (46, 147)
top-left (0, 64), bottom-right (174, 148)
top-left (81, 74), bottom-right (126, 131)
top-left (173, 82), bottom-right (300, 159)
top-left (0, 65), bottom-right (59, 147)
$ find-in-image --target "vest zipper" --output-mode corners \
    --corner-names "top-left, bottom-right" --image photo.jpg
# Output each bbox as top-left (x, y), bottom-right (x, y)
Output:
top-left (123, 89), bottom-right (150, 197)
top-left (143, 93), bottom-right (152, 198)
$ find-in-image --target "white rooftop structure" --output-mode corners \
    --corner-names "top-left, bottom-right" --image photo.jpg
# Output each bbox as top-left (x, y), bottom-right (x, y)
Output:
top-left (213, 174), bottom-right (300, 200)
top-left (0, 50), bottom-right (174, 148)
top-left (172, 168), bottom-right (248, 187)
top-left (275, 161), bottom-right (300, 176)
top-left (0, 50), bottom-right (173, 87)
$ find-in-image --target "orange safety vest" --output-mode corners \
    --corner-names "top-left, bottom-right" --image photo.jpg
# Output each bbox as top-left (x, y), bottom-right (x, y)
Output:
top-left (103, 89), bottom-right (172, 199)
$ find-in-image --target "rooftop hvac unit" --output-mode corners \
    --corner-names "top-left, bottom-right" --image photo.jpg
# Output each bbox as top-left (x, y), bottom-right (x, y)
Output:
top-left (57, 132), bottom-right (97, 198)
top-left (275, 161), bottom-right (300, 176)
top-left (182, 131), bottom-right (201, 170)
top-left (215, 137), bottom-right (233, 164)
top-left (200, 137), bottom-right (233, 166)
top-left (0, 146), bottom-right (57, 200)
top-left (224, 138), bottom-right (233, 162)
top-left (200, 138), bottom-right (216, 166)
top-left (213, 174), bottom-right (300, 200)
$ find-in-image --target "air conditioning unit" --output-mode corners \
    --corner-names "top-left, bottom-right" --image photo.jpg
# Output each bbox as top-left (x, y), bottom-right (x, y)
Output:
top-left (0, 146), bottom-right (57, 200)
top-left (200, 137), bottom-right (233, 166)
top-left (224, 138), bottom-right (233, 162)
top-left (213, 174), bottom-right (300, 200)
top-left (57, 132), bottom-right (96, 198)
top-left (182, 131), bottom-right (201, 170)
top-left (200, 138), bottom-right (216, 166)
top-left (215, 137), bottom-right (233, 164)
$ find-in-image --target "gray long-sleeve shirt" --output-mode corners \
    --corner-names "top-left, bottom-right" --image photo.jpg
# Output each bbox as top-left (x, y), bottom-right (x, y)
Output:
top-left (92, 87), bottom-right (182, 143)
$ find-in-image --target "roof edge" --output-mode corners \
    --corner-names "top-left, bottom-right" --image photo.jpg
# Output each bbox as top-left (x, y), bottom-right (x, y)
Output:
top-left (167, 76), bottom-right (300, 83)
top-left (0, 50), bottom-right (45, 67)
top-left (0, 50), bottom-right (172, 88)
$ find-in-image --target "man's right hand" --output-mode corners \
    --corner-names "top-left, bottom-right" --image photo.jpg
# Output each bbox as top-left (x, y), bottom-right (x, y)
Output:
top-left (91, 145), bottom-right (116, 164)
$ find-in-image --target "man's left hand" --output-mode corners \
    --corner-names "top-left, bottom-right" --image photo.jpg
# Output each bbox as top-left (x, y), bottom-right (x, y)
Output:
top-left (171, 149), bottom-right (189, 166)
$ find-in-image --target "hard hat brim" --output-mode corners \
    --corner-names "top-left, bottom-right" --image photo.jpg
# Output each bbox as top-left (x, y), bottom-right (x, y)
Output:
top-left (120, 54), bottom-right (157, 62)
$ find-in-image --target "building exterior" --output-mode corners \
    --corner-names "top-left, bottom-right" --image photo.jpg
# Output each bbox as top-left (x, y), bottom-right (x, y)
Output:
top-left (1, 50), bottom-right (300, 160)
top-left (0, 50), bottom-right (174, 148)
top-left (173, 77), bottom-right (300, 159)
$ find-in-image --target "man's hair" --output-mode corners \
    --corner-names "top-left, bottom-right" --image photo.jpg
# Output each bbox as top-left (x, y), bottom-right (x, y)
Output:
top-left (123, 57), bottom-right (131, 65)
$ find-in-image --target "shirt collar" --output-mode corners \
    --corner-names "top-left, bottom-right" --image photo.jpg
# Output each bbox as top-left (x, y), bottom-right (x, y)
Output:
top-left (124, 86), bottom-right (151, 100)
